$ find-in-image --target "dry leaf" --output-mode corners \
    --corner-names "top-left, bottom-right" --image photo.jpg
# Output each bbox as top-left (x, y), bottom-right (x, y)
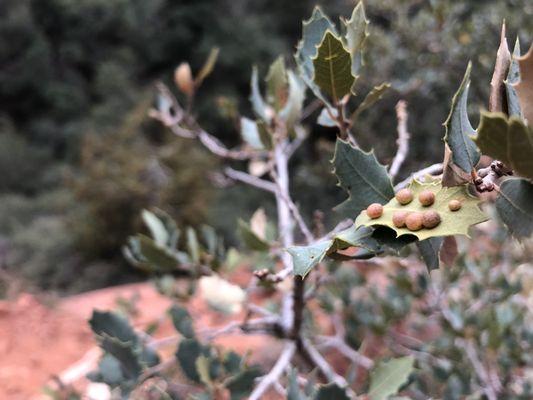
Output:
top-left (513, 43), bottom-right (533, 124)
top-left (489, 23), bottom-right (511, 113)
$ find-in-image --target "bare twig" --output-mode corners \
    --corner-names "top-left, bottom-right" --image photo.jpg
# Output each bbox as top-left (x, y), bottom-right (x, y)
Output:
top-left (389, 100), bottom-right (410, 179)
top-left (224, 167), bottom-right (277, 193)
top-left (301, 338), bottom-right (356, 398)
top-left (318, 336), bottom-right (374, 370)
top-left (394, 163), bottom-right (443, 190)
top-left (249, 342), bottom-right (296, 400)
top-left (457, 339), bottom-right (500, 400)
top-left (151, 83), bottom-right (259, 160)
top-left (317, 313), bottom-right (374, 370)
top-left (273, 181), bottom-right (314, 243)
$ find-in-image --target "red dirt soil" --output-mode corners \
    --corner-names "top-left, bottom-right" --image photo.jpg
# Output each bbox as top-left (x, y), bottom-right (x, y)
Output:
top-left (0, 282), bottom-right (281, 399)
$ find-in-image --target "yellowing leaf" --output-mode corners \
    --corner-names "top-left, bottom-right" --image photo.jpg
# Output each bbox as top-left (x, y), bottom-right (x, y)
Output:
top-left (312, 31), bottom-right (355, 103)
top-left (355, 180), bottom-right (488, 241)
top-left (265, 57), bottom-right (288, 111)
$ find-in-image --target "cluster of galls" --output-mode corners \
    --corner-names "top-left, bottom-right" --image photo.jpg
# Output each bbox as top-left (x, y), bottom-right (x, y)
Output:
top-left (474, 161), bottom-right (513, 193)
top-left (366, 189), bottom-right (463, 232)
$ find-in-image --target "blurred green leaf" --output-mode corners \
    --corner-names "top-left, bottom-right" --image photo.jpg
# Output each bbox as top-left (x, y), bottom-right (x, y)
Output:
top-left (237, 219), bottom-right (270, 251)
top-left (176, 338), bottom-right (210, 383)
top-left (169, 305), bottom-right (195, 339)
top-left (279, 71), bottom-right (306, 130)
top-left (351, 83), bottom-right (390, 120)
top-left (265, 56), bottom-right (288, 111)
top-left (250, 66), bottom-right (270, 122)
top-left (368, 356), bottom-right (414, 400)
top-left (314, 383), bottom-right (349, 400)
top-left (225, 367), bottom-right (262, 400)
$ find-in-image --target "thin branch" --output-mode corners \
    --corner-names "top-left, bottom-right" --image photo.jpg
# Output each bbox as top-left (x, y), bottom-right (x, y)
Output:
top-left (301, 338), bottom-right (356, 398)
top-left (273, 180), bottom-right (314, 243)
top-left (389, 100), bottom-right (410, 179)
top-left (318, 336), bottom-right (374, 370)
top-left (249, 341), bottom-right (296, 400)
top-left (224, 167), bottom-right (277, 193)
top-left (457, 339), bottom-right (500, 400)
top-left (317, 313), bottom-right (374, 370)
top-left (151, 83), bottom-right (259, 160)
top-left (394, 163), bottom-right (443, 190)
top-left (300, 99), bottom-right (322, 121)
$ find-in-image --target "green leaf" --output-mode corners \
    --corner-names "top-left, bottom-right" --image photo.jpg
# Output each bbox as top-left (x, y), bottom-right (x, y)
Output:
top-left (505, 38), bottom-right (522, 118)
top-left (496, 178), bottom-right (533, 238)
top-left (225, 367), bottom-right (263, 400)
top-left (443, 62), bottom-right (480, 173)
top-left (355, 180), bottom-right (488, 241)
top-left (312, 31), bottom-right (355, 103)
top-left (265, 57), bottom-right (288, 111)
top-left (333, 139), bottom-right (394, 217)
top-left (368, 356), bottom-right (414, 400)
top-left (279, 71), bottom-right (306, 130)
top-left (176, 338), bottom-right (210, 383)
top-left (508, 118), bottom-right (533, 180)
top-left (89, 310), bottom-right (138, 344)
top-left (195, 47), bottom-right (219, 86)
top-left (195, 355), bottom-right (213, 387)
top-left (295, 7), bottom-right (337, 108)
top-left (187, 227), bottom-right (200, 264)
top-left (351, 83), bottom-right (390, 121)
top-left (329, 224), bottom-right (380, 253)
top-left (416, 237), bottom-right (444, 271)
top-left (315, 383), bottom-right (350, 400)
top-left (93, 354), bottom-right (124, 386)
top-left (475, 112), bottom-right (533, 180)
top-left (142, 210), bottom-right (168, 246)
top-left (288, 225), bottom-right (380, 277)
top-left (343, 1), bottom-right (369, 78)
top-left (169, 305), bottom-right (195, 339)
top-left (138, 235), bottom-right (182, 271)
top-left (474, 112), bottom-right (511, 163)
top-left (288, 240), bottom-right (331, 278)
top-left (250, 66), bottom-right (269, 122)
top-left (100, 336), bottom-right (143, 380)
top-left (240, 117), bottom-right (264, 150)
top-left (237, 219), bottom-right (270, 251)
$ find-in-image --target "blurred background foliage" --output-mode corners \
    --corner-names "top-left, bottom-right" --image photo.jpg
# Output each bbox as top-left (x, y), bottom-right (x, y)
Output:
top-left (0, 0), bottom-right (531, 293)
